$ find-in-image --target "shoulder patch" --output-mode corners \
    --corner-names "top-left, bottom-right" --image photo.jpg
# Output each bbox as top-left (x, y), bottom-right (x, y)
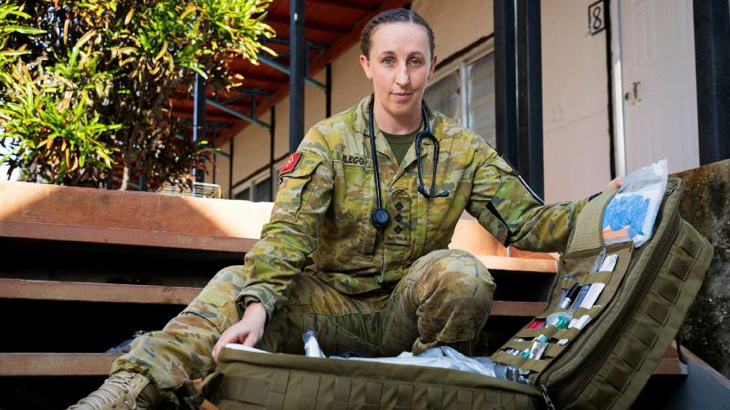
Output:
top-left (280, 152), bottom-right (302, 175)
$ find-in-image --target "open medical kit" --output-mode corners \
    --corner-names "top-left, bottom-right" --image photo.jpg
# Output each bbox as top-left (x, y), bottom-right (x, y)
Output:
top-left (203, 176), bottom-right (713, 409)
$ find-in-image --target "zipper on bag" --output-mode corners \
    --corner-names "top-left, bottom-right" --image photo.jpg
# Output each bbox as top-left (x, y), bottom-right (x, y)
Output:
top-left (540, 384), bottom-right (556, 410)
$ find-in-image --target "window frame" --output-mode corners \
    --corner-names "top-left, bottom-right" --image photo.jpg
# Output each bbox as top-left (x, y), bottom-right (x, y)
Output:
top-left (232, 170), bottom-right (272, 202)
top-left (428, 41), bottom-right (497, 222)
top-left (427, 40), bottom-right (495, 133)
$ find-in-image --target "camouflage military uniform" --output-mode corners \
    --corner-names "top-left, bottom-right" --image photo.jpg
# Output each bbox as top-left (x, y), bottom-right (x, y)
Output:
top-left (112, 95), bottom-right (588, 402)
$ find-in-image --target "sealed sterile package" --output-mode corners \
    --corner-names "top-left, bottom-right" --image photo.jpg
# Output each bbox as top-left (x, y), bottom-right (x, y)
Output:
top-left (602, 159), bottom-right (668, 247)
top-left (345, 346), bottom-right (498, 378)
top-left (300, 332), bottom-right (499, 378)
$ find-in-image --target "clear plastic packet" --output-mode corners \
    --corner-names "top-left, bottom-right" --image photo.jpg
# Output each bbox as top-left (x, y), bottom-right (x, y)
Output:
top-left (487, 360), bottom-right (531, 384)
top-left (302, 330), bottom-right (326, 358)
top-left (296, 333), bottom-right (538, 383)
top-left (301, 332), bottom-right (498, 378)
top-left (346, 346), bottom-right (498, 378)
top-left (602, 159), bottom-right (668, 247)
top-left (546, 310), bottom-right (573, 329)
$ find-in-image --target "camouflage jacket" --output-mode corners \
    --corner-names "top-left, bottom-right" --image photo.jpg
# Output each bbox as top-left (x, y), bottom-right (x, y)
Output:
top-left (238, 95), bottom-right (589, 318)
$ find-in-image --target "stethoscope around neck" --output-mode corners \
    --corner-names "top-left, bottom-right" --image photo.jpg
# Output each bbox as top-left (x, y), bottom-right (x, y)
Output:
top-left (368, 101), bottom-right (449, 229)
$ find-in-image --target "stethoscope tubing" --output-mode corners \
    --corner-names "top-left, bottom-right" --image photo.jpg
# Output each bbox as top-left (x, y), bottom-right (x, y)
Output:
top-left (368, 101), bottom-right (448, 229)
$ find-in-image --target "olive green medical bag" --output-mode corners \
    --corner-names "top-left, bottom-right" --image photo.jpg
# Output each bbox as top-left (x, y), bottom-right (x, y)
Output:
top-left (205, 177), bottom-right (713, 409)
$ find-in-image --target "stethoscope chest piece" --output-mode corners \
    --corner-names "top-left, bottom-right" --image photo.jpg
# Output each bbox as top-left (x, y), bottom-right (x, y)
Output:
top-left (370, 208), bottom-right (390, 228)
top-left (367, 101), bottom-right (449, 230)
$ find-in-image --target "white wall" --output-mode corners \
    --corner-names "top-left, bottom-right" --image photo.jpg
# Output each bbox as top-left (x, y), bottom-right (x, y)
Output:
top-left (541, 0), bottom-right (612, 202)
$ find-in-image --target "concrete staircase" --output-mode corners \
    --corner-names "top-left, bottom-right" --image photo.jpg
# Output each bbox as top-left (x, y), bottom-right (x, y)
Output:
top-left (0, 181), bottom-right (699, 408)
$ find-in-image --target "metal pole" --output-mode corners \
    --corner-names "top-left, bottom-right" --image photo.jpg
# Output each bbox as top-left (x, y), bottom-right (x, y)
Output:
top-left (519, 0), bottom-right (544, 198)
top-left (270, 106), bottom-right (276, 201)
top-left (289, 0), bottom-right (306, 153)
top-left (326, 63), bottom-right (332, 117)
top-left (212, 125), bottom-right (217, 185)
top-left (206, 100), bottom-right (271, 129)
top-left (139, 160), bottom-right (146, 191)
top-left (495, 0), bottom-right (544, 198)
top-left (494, 0), bottom-right (519, 168)
top-left (228, 137), bottom-right (234, 199)
top-left (604, 0), bottom-right (617, 180)
top-left (193, 73), bottom-right (206, 184)
top-left (259, 56), bottom-right (327, 90)
top-left (694, 0), bottom-right (730, 164)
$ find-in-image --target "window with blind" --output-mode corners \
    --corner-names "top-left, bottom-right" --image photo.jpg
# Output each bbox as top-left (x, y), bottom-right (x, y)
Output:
top-left (424, 52), bottom-right (496, 148)
top-left (234, 175), bottom-right (272, 202)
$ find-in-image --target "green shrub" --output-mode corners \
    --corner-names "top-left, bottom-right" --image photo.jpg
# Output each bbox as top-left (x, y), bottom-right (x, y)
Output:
top-left (0, 0), bottom-right (274, 189)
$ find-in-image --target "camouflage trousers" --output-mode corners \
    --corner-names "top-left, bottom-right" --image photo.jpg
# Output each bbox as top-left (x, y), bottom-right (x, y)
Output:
top-left (113, 249), bottom-right (495, 396)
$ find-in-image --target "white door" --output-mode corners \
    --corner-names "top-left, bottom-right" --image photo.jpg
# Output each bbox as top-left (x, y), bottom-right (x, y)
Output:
top-left (619, 0), bottom-right (699, 175)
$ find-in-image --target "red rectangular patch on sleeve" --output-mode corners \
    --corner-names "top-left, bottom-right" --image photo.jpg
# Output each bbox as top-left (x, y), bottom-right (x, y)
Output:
top-left (280, 152), bottom-right (302, 175)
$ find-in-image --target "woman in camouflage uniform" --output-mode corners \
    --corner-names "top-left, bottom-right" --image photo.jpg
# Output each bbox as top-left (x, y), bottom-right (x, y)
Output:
top-left (71, 8), bottom-right (615, 410)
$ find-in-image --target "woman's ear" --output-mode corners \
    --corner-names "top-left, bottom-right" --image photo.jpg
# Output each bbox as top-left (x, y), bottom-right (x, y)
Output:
top-left (359, 54), bottom-right (373, 79)
top-left (427, 55), bottom-right (438, 80)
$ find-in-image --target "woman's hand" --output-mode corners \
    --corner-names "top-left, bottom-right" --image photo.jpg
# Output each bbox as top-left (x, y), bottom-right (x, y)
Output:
top-left (212, 302), bottom-right (267, 363)
top-left (606, 177), bottom-right (623, 191)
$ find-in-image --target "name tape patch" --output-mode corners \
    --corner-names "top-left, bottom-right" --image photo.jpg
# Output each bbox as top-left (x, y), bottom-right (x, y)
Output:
top-left (343, 155), bottom-right (366, 166)
top-left (280, 152), bottom-right (302, 175)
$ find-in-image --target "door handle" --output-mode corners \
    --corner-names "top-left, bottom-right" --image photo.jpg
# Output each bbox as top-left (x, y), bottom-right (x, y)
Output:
top-left (624, 81), bottom-right (641, 105)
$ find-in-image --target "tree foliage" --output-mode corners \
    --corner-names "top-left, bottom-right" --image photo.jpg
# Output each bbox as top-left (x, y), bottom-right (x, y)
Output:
top-left (0, 0), bottom-right (274, 189)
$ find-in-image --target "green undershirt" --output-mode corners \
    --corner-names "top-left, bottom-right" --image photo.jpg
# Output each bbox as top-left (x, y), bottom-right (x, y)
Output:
top-left (381, 129), bottom-right (419, 166)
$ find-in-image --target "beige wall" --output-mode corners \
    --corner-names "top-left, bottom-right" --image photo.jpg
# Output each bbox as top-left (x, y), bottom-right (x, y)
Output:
top-left (541, 0), bottom-right (611, 202)
top-left (230, 111), bottom-right (272, 191)
top-left (413, 0), bottom-right (493, 61)
top-left (209, 141), bottom-right (231, 198)
top-left (273, 97), bottom-right (289, 160)
top-left (331, 44), bottom-right (372, 113)
top-left (305, 70), bottom-right (328, 131)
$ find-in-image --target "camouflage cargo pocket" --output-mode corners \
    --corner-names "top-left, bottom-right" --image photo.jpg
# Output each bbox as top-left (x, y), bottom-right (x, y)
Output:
top-left (182, 267), bottom-right (246, 332)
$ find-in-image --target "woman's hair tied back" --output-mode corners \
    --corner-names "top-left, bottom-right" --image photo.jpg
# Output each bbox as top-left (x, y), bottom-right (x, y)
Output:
top-left (360, 8), bottom-right (435, 59)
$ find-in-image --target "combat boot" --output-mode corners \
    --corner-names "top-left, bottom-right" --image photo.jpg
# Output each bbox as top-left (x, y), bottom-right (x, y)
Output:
top-left (68, 370), bottom-right (162, 409)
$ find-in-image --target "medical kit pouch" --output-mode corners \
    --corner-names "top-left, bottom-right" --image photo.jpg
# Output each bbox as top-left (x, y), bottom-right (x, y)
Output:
top-left (205, 345), bottom-right (542, 409)
top-left (203, 177), bottom-right (712, 409)
top-left (490, 176), bottom-right (713, 409)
